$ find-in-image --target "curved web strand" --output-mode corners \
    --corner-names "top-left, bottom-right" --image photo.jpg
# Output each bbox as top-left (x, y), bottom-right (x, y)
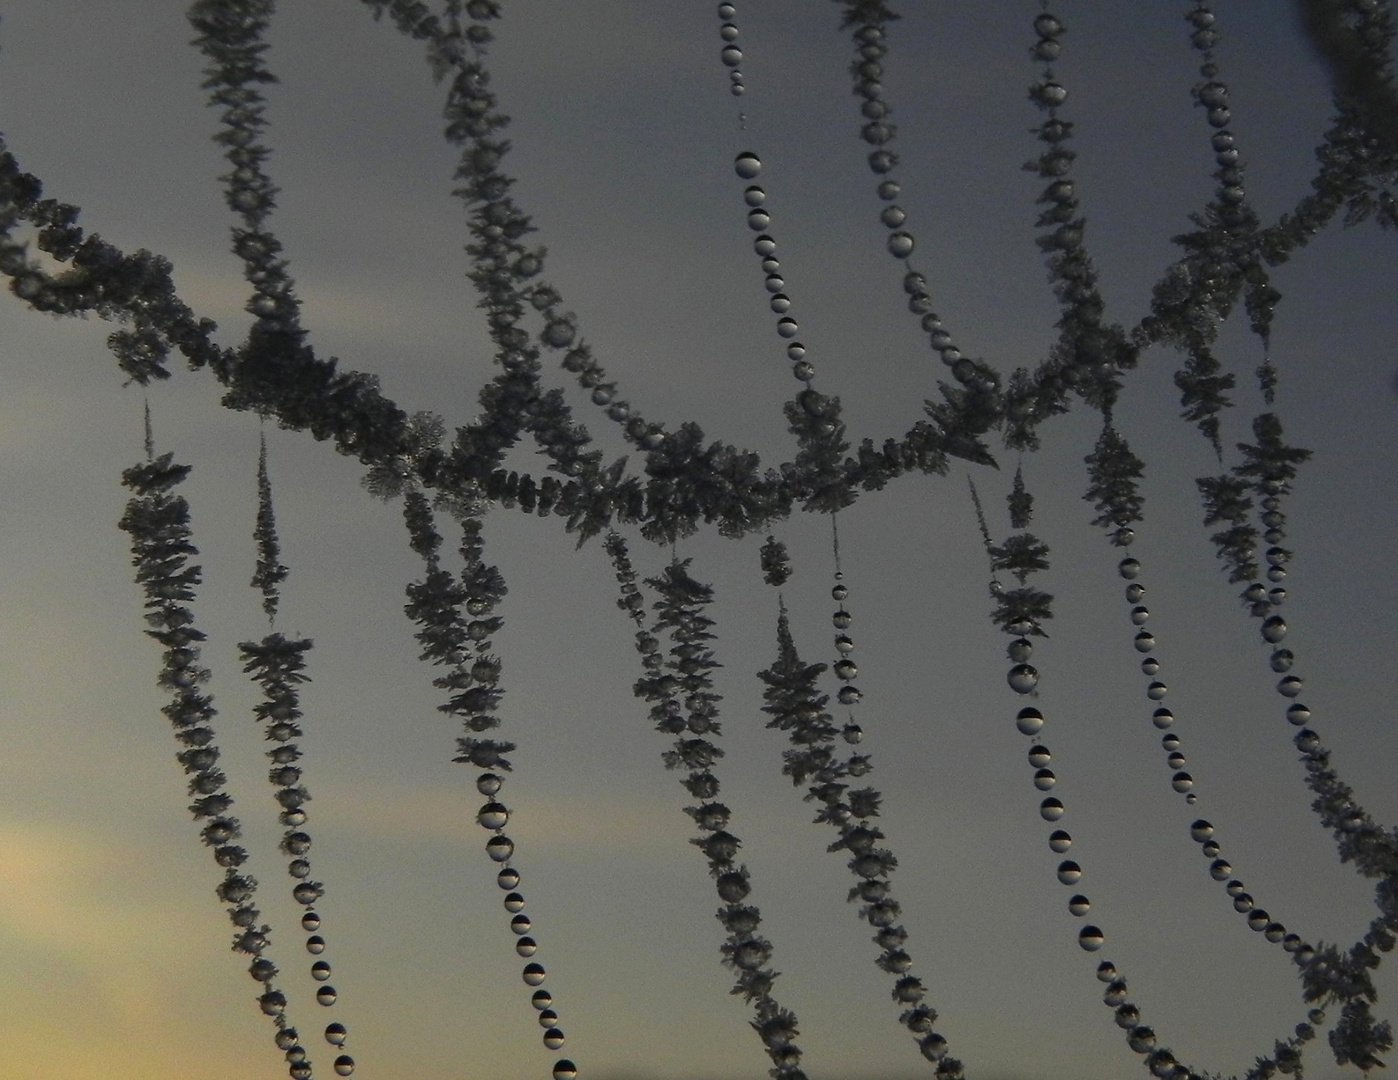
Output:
top-left (400, 493), bottom-right (575, 1078)
top-left (117, 435), bottom-right (306, 1072)
top-left (604, 534), bottom-right (807, 1080)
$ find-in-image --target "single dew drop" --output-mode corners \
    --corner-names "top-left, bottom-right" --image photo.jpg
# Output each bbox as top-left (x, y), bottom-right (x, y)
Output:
top-left (312, 961), bottom-right (332, 981)
top-left (1008, 637), bottom-right (1033, 663)
top-left (1269, 587), bottom-right (1287, 604)
top-left (544, 1028), bottom-right (566, 1050)
top-left (721, 44), bottom-right (743, 66)
top-left (1041, 798), bottom-right (1065, 822)
top-left (302, 912), bottom-right (321, 932)
top-left (505, 892), bottom-right (526, 914)
top-left (1270, 649), bottom-right (1295, 673)
top-left (1265, 922), bottom-right (1287, 942)
top-left (1096, 962), bottom-right (1118, 983)
top-left (832, 583), bottom-right (850, 601)
top-left (747, 209), bottom-right (771, 231)
top-left (718, 2), bottom-right (736, 17)
top-left (1152, 708), bottom-right (1174, 730)
top-left (486, 835), bottom-right (515, 862)
top-left (834, 659), bottom-right (858, 680)
top-left (478, 802), bottom-right (509, 830)
top-left (511, 914), bottom-right (532, 935)
top-left (1261, 616), bottom-right (1287, 644)
top-left (523, 963), bottom-right (547, 987)
top-left (1140, 657), bottom-right (1160, 676)
top-left (835, 635), bottom-right (856, 654)
top-left (837, 685), bottom-right (863, 705)
top-left (334, 1056), bottom-right (355, 1077)
top-left (1287, 703), bottom-right (1311, 725)
top-left (1078, 926), bottom-right (1105, 952)
top-left (1201, 840), bottom-right (1220, 857)
top-left (720, 22), bottom-right (739, 42)
top-left (1028, 744), bottom-right (1052, 768)
top-left (1161, 734), bottom-right (1180, 752)
top-left (1057, 861), bottom-right (1083, 885)
top-left (316, 986), bottom-right (337, 1006)
top-left (842, 723), bottom-right (864, 744)
top-left (1118, 558), bottom-right (1141, 580)
top-left (1190, 820), bottom-right (1215, 842)
top-left (553, 1061), bottom-right (578, 1080)
top-left (516, 937), bottom-right (538, 958)
top-left (306, 936), bottom-right (326, 955)
top-left (887, 231), bottom-right (915, 258)
top-left (1134, 631), bottom-right (1155, 653)
top-left (1146, 681), bottom-right (1168, 701)
top-left (1171, 772), bottom-right (1194, 793)
top-left (1125, 584), bottom-right (1146, 603)
top-left (539, 1009), bottom-right (559, 1028)
top-left (734, 151), bottom-right (762, 179)
top-left (1033, 768), bottom-right (1056, 791)
top-left (1008, 664), bottom-right (1039, 694)
top-left (326, 1023), bottom-right (348, 1046)
top-left (1210, 859), bottom-right (1233, 880)
top-left (1016, 707), bottom-right (1045, 736)
top-left (532, 989), bottom-right (553, 1010)
top-left (880, 205), bottom-right (907, 228)
top-left (498, 867), bottom-right (521, 890)
top-left (768, 293), bottom-right (791, 313)
top-left (1069, 894), bottom-right (1091, 916)
top-left (744, 185), bottom-right (766, 207)
top-left (1049, 830), bottom-right (1072, 853)
top-left (477, 773), bottom-right (503, 796)
top-left (1130, 606), bottom-right (1150, 626)
top-left (777, 317), bottom-right (799, 338)
top-left (1278, 676), bottom-right (1303, 698)
top-left (1248, 910), bottom-right (1271, 931)
top-left (754, 234), bottom-right (777, 257)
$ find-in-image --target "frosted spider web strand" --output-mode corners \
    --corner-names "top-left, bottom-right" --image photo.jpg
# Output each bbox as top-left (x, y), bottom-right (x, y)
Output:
top-left (116, 442), bottom-right (308, 1072)
top-left (235, 435), bottom-right (356, 1075)
top-left (400, 495), bottom-right (577, 1079)
top-left (604, 534), bottom-right (808, 1080)
top-left (755, 592), bottom-right (958, 1074)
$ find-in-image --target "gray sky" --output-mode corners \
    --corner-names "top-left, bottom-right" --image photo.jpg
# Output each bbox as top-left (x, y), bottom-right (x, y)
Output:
top-left (1, 2), bottom-right (1396, 1080)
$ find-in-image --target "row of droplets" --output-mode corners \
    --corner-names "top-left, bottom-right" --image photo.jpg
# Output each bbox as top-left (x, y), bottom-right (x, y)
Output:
top-left (475, 777), bottom-right (576, 1076)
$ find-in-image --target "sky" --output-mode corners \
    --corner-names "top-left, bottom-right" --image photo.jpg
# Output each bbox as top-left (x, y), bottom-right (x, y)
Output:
top-left (1, 2), bottom-right (1397, 1080)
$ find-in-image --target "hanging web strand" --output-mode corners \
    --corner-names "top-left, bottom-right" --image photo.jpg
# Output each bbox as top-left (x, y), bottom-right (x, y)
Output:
top-left (401, 495), bottom-right (573, 1078)
top-left (116, 431), bottom-right (303, 1069)
top-left (236, 425), bottom-right (353, 1076)
top-left (251, 427), bottom-right (290, 625)
top-left (605, 533), bottom-right (807, 1080)
top-left (755, 553), bottom-right (955, 1073)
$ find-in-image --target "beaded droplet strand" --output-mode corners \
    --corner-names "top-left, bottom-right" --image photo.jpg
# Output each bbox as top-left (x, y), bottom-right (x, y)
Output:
top-left (237, 431), bottom-right (355, 1076)
top-left (715, 2), bottom-right (746, 98)
top-left (605, 534), bottom-right (807, 1078)
top-left (833, 12), bottom-right (1005, 432)
top-left (755, 537), bottom-right (957, 1072)
top-left (117, 426), bottom-right (303, 1073)
top-left (1024, 6), bottom-right (1136, 416)
top-left (401, 495), bottom-right (574, 1079)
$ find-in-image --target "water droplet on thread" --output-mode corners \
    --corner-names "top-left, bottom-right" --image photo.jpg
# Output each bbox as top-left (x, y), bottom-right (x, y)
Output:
top-left (734, 152), bottom-right (762, 179)
top-left (1016, 707), bottom-right (1045, 735)
top-left (334, 1056), bottom-right (355, 1076)
top-left (1078, 926), bottom-right (1105, 951)
top-left (1069, 894), bottom-right (1091, 916)
top-left (1049, 830), bottom-right (1072, 853)
top-left (1057, 861), bottom-right (1082, 885)
top-left (887, 232), bottom-right (915, 258)
top-left (523, 963), bottom-right (547, 987)
top-left (316, 986), bottom-right (337, 1006)
top-left (544, 1028), bottom-right (566, 1050)
top-left (553, 1061), bottom-right (578, 1080)
top-left (1041, 798), bottom-right (1065, 821)
top-left (326, 1023), bottom-right (348, 1046)
top-left (1008, 664), bottom-right (1039, 694)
